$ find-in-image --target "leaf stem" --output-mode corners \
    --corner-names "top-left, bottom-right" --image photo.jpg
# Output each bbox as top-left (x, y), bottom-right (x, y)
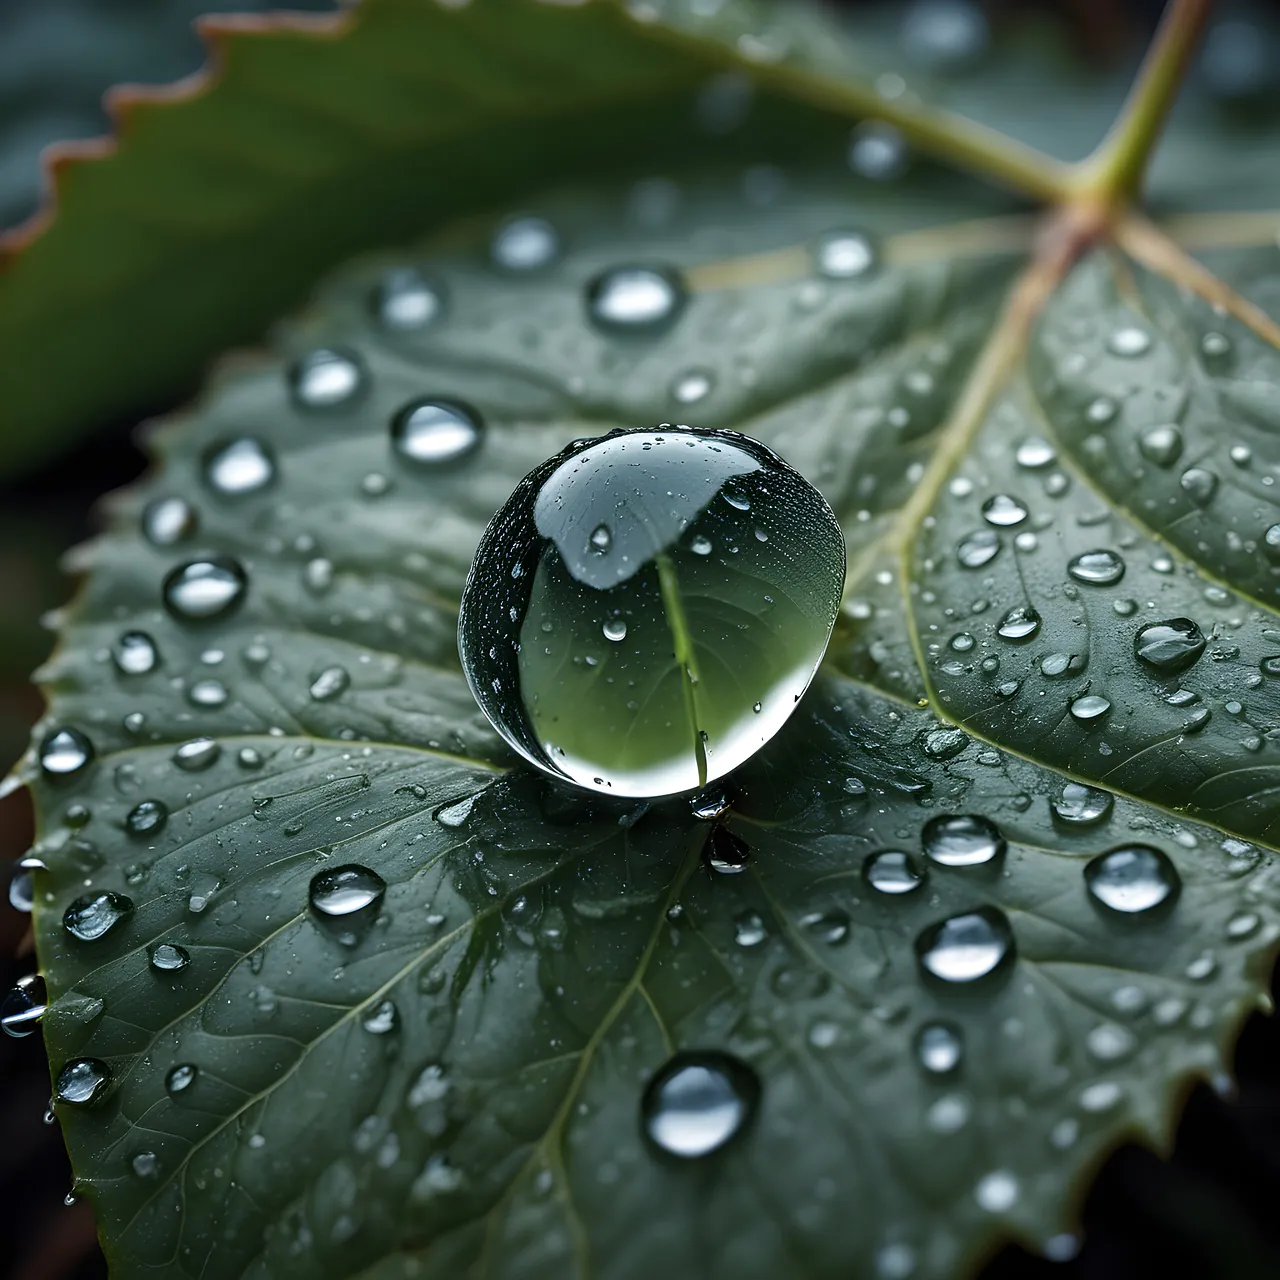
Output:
top-left (1073, 0), bottom-right (1214, 202)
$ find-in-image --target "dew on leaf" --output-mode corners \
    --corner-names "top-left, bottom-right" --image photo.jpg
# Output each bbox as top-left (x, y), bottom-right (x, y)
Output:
top-left (915, 1020), bottom-right (963, 1075)
top-left (142, 496), bottom-right (197, 546)
top-left (915, 907), bottom-right (1014, 983)
top-left (203, 437), bottom-right (275, 496)
top-left (864, 849), bottom-right (926, 895)
top-left (734, 910), bottom-right (767, 947)
top-left (672, 369), bottom-right (714, 405)
top-left (149, 942), bottom-right (190, 973)
top-left (996, 604), bottom-right (1040, 641)
top-left (125, 799), bottom-right (168, 836)
top-left (55, 1058), bottom-right (111, 1107)
top-left (166, 1063), bottom-right (197, 1095)
top-left (64, 891), bottom-right (133, 941)
top-left (163, 558), bottom-right (247, 622)
top-left (975, 1170), bottom-right (1019, 1213)
top-left (602, 619), bottom-right (628, 642)
top-left (1180, 467), bottom-right (1218, 506)
top-left (1138, 424), bottom-right (1183, 467)
top-left (705, 826), bottom-right (750, 875)
top-left (689, 787), bottom-right (733, 821)
top-left (309, 666), bottom-right (350, 701)
top-left (310, 866), bottom-right (387, 940)
top-left (956, 530), bottom-right (1000, 568)
top-left (457, 427), bottom-right (844, 798)
top-left (1085, 845), bottom-right (1180, 914)
top-left (362, 1000), bottom-right (399, 1035)
top-left (848, 121), bottom-right (908, 180)
top-left (8, 860), bottom-right (37, 913)
top-left (1067, 549), bottom-right (1125, 585)
top-left (1051, 783), bottom-right (1113, 826)
top-left (815, 230), bottom-right (876, 279)
top-left (491, 215), bottom-right (559, 270)
top-left (113, 631), bottom-right (159, 676)
top-left (39, 727), bottom-right (94, 780)
top-left (372, 266), bottom-right (443, 330)
top-left (641, 1050), bottom-right (760, 1158)
top-left (1134, 618), bottom-right (1206, 675)
top-left (1, 975), bottom-right (47, 1038)
top-left (1015, 437), bottom-right (1055, 469)
top-left (173, 737), bottom-right (220, 772)
top-left (290, 347), bottom-right (365, 409)
top-left (1265, 524), bottom-right (1280, 563)
top-left (1084, 396), bottom-right (1117, 426)
top-left (391, 399), bottom-right (483, 467)
top-left (1070, 694), bottom-right (1111, 723)
top-left (589, 524), bottom-right (613, 554)
top-left (922, 814), bottom-right (1005, 867)
top-left (188, 679), bottom-right (228, 708)
top-left (800, 908), bottom-right (851, 945)
top-left (1106, 327), bottom-right (1151, 357)
top-left (981, 494), bottom-right (1027, 527)
top-left (586, 266), bottom-right (685, 333)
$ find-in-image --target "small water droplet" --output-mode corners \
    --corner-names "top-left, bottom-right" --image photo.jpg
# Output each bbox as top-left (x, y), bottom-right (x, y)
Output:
top-left (1180, 467), bottom-right (1218, 505)
top-left (203, 437), bottom-right (275, 496)
top-left (1068, 549), bottom-right (1125, 585)
top-left (1015, 437), bottom-right (1056, 469)
top-left (131, 1151), bottom-right (159, 1178)
top-left (864, 849), bottom-right (926, 894)
top-left (671, 368), bottom-right (714, 405)
top-left (188, 678), bottom-right (228, 708)
top-left (125, 799), bottom-right (168, 836)
top-left (800, 908), bottom-right (850, 945)
top-left (1139, 424), bottom-right (1183, 467)
top-left (589, 524), bottom-right (613, 554)
top-left (39, 727), bottom-right (94, 780)
top-left (1085, 845), bottom-right (1179, 914)
top-left (996, 604), bottom-right (1040, 641)
top-left (690, 533), bottom-right (713, 556)
top-left (815, 230), bottom-right (876, 279)
top-left (975, 1169), bottom-right (1019, 1213)
top-left (391, 399), bottom-right (483, 467)
top-left (163, 558), bottom-right (247, 622)
top-left (1107, 327), bottom-right (1151, 357)
top-left (1085, 396), bottom-right (1117, 426)
top-left (1, 975), bottom-right (47, 1038)
top-left (956, 530), bottom-right (1000, 568)
top-left (734, 910), bottom-right (767, 947)
top-left (586, 265), bottom-right (685, 332)
top-left (149, 942), bottom-right (190, 973)
top-left (362, 1000), bottom-right (398, 1034)
top-left (113, 631), bottom-right (159, 676)
top-left (915, 1020), bottom-right (963, 1075)
top-left (1070, 694), bottom-right (1111, 723)
top-left (848, 121), bottom-right (907, 179)
top-left (922, 814), bottom-right (1005, 867)
top-left (705, 826), bottom-right (749, 874)
top-left (372, 266), bottom-right (443, 330)
top-left (982, 494), bottom-right (1027, 527)
top-left (491, 216), bottom-right (559, 270)
top-left (63, 891), bottom-right (132, 941)
top-left (309, 666), bottom-right (350, 702)
top-left (55, 1058), bottom-right (111, 1106)
top-left (290, 347), bottom-right (365, 409)
top-left (1051, 783), bottom-right (1113, 825)
top-left (640, 1050), bottom-right (760, 1158)
top-left (173, 737), bottom-right (220, 772)
top-left (915, 907), bottom-right (1014, 983)
top-left (602, 619), bottom-right (628, 642)
top-left (142, 496), bottom-right (197, 546)
top-left (1134, 618), bottom-right (1206, 675)
top-left (309, 865), bottom-right (387, 944)
top-left (166, 1063), bottom-right (197, 1095)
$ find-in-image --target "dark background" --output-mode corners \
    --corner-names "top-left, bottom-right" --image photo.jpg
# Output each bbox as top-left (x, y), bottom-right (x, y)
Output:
top-left (2, 2), bottom-right (1279, 1277)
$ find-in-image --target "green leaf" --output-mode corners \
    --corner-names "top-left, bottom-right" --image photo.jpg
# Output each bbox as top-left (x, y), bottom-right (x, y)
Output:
top-left (17, 3), bottom-right (1280, 1278)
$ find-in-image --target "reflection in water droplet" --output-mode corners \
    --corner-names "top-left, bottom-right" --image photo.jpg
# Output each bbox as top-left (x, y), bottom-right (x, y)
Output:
top-left (1107, 327), bottom-right (1151, 357)
top-left (956, 530), bottom-right (1000, 569)
top-left (816, 230), bottom-right (876, 279)
top-left (1134, 618), bottom-right (1206, 675)
top-left (1068, 549), bottom-right (1125, 585)
top-left (491, 216), bottom-right (559, 270)
top-left (922, 814), bottom-right (1005, 867)
top-left (1138, 424), bottom-right (1182, 467)
top-left (705, 826), bottom-right (749, 874)
top-left (586, 266), bottom-right (685, 332)
top-left (163, 558), bottom-right (247, 622)
top-left (1051, 783), bottom-right (1113, 826)
top-left (590, 524), bottom-right (613, 553)
top-left (916, 1020), bottom-right (963, 1075)
top-left (63, 891), bottom-right (133, 941)
top-left (310, 865), bottom-right (387, 943)
top-left (39, 727), bottom-right (94, 779)
top-left (1015, 437), bottom-right (1055, 469)
top-left (981, 494), bottom-right (1027, 527)
top-left (1180, 467), bottom-right (1218, 506)
top-left (149, 942), bottom-right (190, 973)
top-left (142, 496), bottom-right (197, 546)
top-left (290, 348), bottom-right (365, 409)
top-left (641, 1050), bottom-right (760, 1158)
top-left (166, 1063), bottom-right (197, 1095)
top-left (203, 438), bottom-right (275, 496)
top-left (734, 910), bottom-right (766, 947)
top-left (915, 908), bottom-right (1014, 983)
top-left (125, 799), bottom-right (168, 836)
top-left (1, 975), bottom-right (47, 1038)
top-left (1085, 845), bottom-right (1179, 914)
top-left (603, 619), bottom-right (628, 643)
top-left (309, 666), bottom-right (350, 702)
top-left (391, 399), bottom-right (483, 467)
top-left (362, 1000), bottom-right (398, 1034)
top-left (173, 738), bottom-right (220, 772)
top-left (113, 631), bottom-right (159, 676)
top-left (373, 267), bottom-right (443, 330)
top-left (996, 605), bottom-right (1040, 642)
top-left (864, 849), bottom-right (926, 894)
top-left (1070, 694), bottom-right (1111, 723)
top-left (55, 1058), bottom-right (111, 1106)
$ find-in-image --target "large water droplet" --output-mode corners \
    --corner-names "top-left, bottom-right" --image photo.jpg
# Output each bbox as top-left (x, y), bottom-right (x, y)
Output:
top-left (125, 799), bottom-right (168, 836)
top-left (63, 891), bottom-right (133, 942)
top-left (1051, 783), bottom-right (1113, 826)
top-left (815, 230), bottom-right (876, 279)
top-left (640, 1050), bottom-right (760, 1158)
top-left (113, 631), bottom-right (159, 676)
top-left (586, 266), bottom-right (686, 333)
top-left (1068, 549), bottom-right (1125, 585)
top-left (915, 1020), bottom-right (963, 1074)
top-left (163, 558), bottom-right (247, 622)
top-left (922, 814), bottom-right (1005, 867)
top-left (1, 975), bottom-right (47, 1038)
top-left (290, 347), bottom-right (365, 409)
top-left (372, 266), bottom-right (443, 330)
top-left (391, 398), bottom-right (483, 468)
top-left (457, 427), bottom-right (845, 798)
top-left (1134, 618), bottom-right (1206, 675)
top-left (39, 727), bottom-right (94, 780)
top-left (1070, 694), bottom-right (1111, 723)
top-left (996, 604), bottom-right (1040, 642)
top-left (491, 216), bottom-right (560, 270)
top-left (310, 864), bottom-right (386, 945)
top-left (1085, 845), bottom-right (1180, 914)
top-left (203, 437), bottom-right (275, 496)
top-left (915, 907), bottom-right (1014, 983)
top-left (142, 496), bottom-right (197, 546)
top-left (864, 849), bottom-right (926, 894)
top-left (55, 1058), bottom-right (111, 1106)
